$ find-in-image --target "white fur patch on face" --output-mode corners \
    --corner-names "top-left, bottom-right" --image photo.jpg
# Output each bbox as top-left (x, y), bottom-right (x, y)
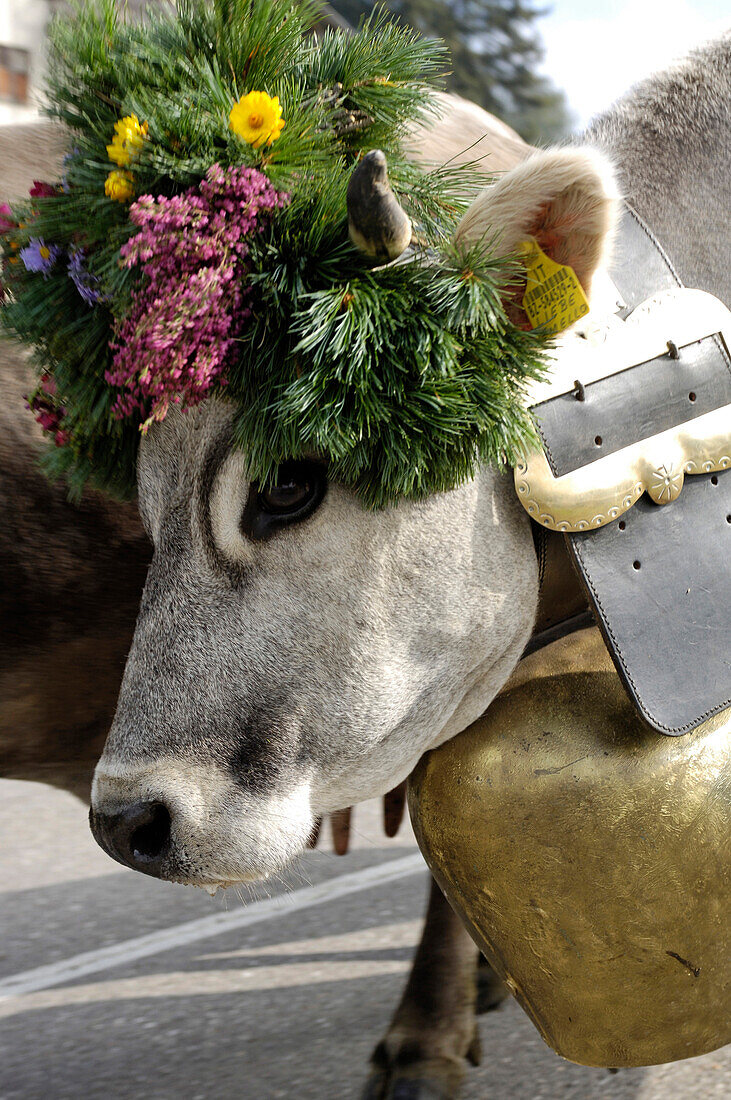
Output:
top-left (137, 399), bottom-right (239, 548)
top-left (208, 449), bottom-right (253, 564)
top-left (92, 758), bottom-right (314, 885)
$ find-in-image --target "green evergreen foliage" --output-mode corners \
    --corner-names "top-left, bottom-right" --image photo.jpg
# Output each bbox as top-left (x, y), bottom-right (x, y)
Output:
top-left (330, 0), bottom-right (572, 142)
top-left (0, 0), bottom-right (549, 507)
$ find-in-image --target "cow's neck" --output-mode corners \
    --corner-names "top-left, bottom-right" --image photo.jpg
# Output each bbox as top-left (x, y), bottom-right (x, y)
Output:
top-left (584, 37), bottom-right (730, 309)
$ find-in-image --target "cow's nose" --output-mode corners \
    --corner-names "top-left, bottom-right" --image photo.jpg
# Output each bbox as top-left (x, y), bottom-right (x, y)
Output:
top-left (90, 801), bottom-right (172, 875)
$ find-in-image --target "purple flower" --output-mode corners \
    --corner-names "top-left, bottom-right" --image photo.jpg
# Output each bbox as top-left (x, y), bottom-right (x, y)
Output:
top-left (108, 164), bottom-right (287, 426)
top-left (68, 247), bottom-right (103, 306)
top-left (19, 238), bottom-right (61, 276)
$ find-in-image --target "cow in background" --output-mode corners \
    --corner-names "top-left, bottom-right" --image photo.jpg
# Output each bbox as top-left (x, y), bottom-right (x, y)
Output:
top-left (0, 122), bottom-right (152, 797)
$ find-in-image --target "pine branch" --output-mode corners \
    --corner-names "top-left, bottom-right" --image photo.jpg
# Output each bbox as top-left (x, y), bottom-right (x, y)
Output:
top-left (1, 0), bottom-right (550, 508)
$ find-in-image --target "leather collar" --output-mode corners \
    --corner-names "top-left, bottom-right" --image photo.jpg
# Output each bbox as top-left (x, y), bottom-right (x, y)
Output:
top-left (525, 202), bottom-right (685, 656)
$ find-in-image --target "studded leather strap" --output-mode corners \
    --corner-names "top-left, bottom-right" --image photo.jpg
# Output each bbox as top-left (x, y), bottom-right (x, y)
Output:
top-left (530, 204), bottom-right (731, 733)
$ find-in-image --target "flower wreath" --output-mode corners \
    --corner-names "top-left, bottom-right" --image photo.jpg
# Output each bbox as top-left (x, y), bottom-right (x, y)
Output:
top-left (0, 0), bottom-right (547, 507)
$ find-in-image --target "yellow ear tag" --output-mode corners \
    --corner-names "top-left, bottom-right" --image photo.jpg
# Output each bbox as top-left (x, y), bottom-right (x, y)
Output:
top-left (519, 239), bottom-right (590, 334)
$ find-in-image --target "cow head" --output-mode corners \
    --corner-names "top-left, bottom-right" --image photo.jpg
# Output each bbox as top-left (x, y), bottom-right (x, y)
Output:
top-left (91, 145), bottom-right (617, 886)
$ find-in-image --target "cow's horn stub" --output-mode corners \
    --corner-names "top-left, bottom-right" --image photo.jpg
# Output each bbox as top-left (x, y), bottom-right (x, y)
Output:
top-left (347, 149), bottom-right (412, 262)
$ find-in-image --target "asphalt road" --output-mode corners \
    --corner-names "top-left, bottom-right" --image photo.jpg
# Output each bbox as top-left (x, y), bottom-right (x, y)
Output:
top-left (1, 778), bottom-right (728, 1100)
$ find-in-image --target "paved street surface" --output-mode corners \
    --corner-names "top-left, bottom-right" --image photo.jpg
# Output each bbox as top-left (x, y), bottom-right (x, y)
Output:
top-left (1, 778), bottom-right (728, 1100)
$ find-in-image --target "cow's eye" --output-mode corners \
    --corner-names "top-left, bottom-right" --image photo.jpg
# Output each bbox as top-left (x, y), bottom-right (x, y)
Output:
top-left (242, 460), bottom-right (327, 541)
top-left (259, 466), bottom-right (317, 515)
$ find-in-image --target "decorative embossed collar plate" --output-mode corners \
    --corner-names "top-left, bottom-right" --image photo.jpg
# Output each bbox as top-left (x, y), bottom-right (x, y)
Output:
top-left (514, 288), bottom-right (731, 532)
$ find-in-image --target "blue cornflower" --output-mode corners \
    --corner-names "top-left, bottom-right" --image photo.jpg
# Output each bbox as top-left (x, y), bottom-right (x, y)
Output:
top-left (68, 247), bottom-right (103, 306)
top-left (61, 147), bottom-right (80, 193)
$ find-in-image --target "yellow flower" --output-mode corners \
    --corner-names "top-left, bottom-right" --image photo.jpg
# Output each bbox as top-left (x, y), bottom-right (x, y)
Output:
top-left (105, 169), bottom-right (135, 203)
top-left (229, 91), bottom-right (285, 148)
top-left (106, 115), bottom-right (149, 167)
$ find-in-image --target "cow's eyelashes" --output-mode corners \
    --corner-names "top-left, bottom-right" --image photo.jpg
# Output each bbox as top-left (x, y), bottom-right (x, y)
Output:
top-left (241, 460), bottom-right (327, 541)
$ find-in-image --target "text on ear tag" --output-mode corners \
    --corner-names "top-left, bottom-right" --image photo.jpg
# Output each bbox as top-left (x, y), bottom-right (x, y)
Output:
top-left (520, 239), bottom-right (590, 333)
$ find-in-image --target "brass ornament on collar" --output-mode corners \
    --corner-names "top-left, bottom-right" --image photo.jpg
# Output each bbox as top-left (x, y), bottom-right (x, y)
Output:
top-left (515, 404), bottom-right (730, 531)
top-left (409, 627), bottom-right (731, 1068)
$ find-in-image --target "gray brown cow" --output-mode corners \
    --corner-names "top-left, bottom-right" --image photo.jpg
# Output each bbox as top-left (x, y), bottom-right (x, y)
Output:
top-left (87, 34), bottom-right (731, 1100)
top-left (1, 99), bottom-right (530, 1099)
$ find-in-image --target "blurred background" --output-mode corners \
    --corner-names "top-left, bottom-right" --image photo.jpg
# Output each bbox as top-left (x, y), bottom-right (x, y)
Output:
top-left (1, 0), bottom-right (729, 135)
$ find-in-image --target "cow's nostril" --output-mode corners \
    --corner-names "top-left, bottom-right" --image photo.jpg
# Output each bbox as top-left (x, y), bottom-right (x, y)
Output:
top-left (129, 802), bottom-right (171, 863)
top-left (90, 799), bottom-right (172, 876)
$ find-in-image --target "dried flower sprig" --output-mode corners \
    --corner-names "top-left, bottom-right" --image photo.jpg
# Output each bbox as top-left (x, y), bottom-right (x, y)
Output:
top-left (107, 164), bottom-right (287, 427)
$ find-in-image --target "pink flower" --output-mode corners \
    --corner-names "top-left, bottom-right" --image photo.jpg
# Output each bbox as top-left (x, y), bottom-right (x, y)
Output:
top-left (40, 373), bottom-right (57, 396)
top-left (108, 164), bottom-right (287, 426)
top-left (0, 203), bottom-right (15, 234)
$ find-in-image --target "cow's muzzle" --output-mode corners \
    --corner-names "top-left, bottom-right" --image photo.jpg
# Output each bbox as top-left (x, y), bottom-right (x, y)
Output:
top-left (90, 800), bottom-right (172, 876)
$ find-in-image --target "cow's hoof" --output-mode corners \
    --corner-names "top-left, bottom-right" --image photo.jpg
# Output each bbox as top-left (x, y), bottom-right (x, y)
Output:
top-left (360, 1076), bottom-right (454, 1099)
top-left (360, 1033), bottom-right (480, 1100)
top-left (476, 958), bottom-right (510, 1014)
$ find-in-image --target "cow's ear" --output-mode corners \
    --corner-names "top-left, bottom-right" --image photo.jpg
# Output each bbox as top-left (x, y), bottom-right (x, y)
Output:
top-left (454, 147), bottom-right (620, 329)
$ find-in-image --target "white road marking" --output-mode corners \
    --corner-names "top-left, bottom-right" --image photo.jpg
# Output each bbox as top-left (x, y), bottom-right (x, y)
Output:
top-left (0, 959), bottom-right (416, 1021)
top-left (0, 853), bottom-right (425, 1003)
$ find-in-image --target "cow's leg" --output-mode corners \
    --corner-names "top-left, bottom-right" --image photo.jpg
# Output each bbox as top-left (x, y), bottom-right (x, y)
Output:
top-left (361, 874), bottom-right (508, 1100)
